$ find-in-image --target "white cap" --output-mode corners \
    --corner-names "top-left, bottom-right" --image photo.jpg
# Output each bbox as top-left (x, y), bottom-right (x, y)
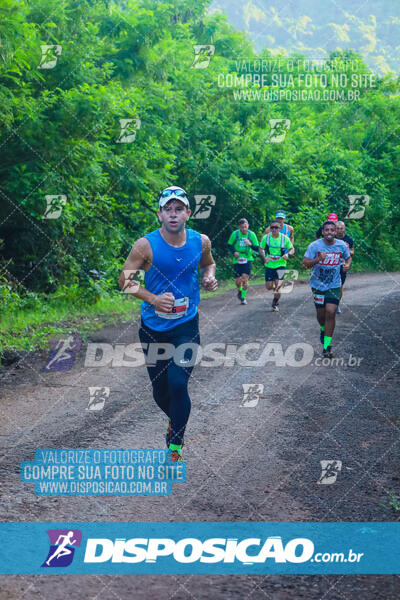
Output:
top-left (158, 186), bottom-right (189, 208)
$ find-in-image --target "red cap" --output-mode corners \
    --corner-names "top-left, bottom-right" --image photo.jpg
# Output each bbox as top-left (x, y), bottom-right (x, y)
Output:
top-left (327, 213), bottom-right (338, 222)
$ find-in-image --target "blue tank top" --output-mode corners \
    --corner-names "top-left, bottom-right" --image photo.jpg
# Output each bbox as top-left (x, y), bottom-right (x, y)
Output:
top-left (280, 224), bottom-right (291, 237)
top-left (140, 228), bottom-right (202, 331)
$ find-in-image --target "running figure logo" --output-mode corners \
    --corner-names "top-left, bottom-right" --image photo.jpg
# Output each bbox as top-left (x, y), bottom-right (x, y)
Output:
top-left (281, 269), bottom-right (299, 294)
top-left (38, 45), bottom-right (62, 69)
top-left (192, 195), bottom-right (216, 220)
top-left (240, 384), bottom-right (264, 408)
top-left (42, 334), bottom-right (81, 372)
top-left (268, 119), bottom-right (291, 143)
top-left (42, 529), bottom-right (82, 567)
top-left (116, 118), bottom-right (141, 143)
top-left (345, 195), bottom-right (370, 220)
top-left (317, 460), bottom-right (342, 485)
top-left (120, 269), bottom-right (145, 294)
top-left (87, 386), bottom-right (110, 411)
top-left (42, 195), bottom-right (67, 219)
top-left (190, 45), bottom-right (215, 69)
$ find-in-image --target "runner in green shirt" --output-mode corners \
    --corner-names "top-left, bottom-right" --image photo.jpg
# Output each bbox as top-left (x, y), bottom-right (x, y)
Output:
top-left (260, 220), bottom-right (293, 312)
top-left (227, 218), bottom-right (260, 305)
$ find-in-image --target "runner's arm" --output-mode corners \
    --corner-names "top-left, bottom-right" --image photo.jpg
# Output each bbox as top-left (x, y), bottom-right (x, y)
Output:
top-left (249, 232), bottom-right (264, 258)
top-left (227, 232), bottom-right (239, 258)
top-left (303, 253), bottom-right (326, 269)
top-left (118, 238), bottom-right (153, 301)
top-left (119, 239), bottom-right (175, 310)
top-left (342, 247), bottom-right (352, 272)
top-left (289, 225), bottom-right (295, 253)
top-left (303, 256), bottom-right (318, 268)
top-left (228, 244), bottom-right (240, 258)
top-left (342, 256), bottom-right (352, 272)
top-left (200, 234), bottom-right (218, 291)
top-left (285, 237), bottom-right (294, 259)
top-left (258, 237), bottom-right (267, 262)
top-left (242, 232), bottom-right (259, 251)
top-left (253, 243), bottom-right (265, 262)
top-left (248, 242), bottom-right (260, 251)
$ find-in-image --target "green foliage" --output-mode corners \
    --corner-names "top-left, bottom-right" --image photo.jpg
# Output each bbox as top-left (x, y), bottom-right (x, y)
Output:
top-left (0, 0), bottom-right (399, 324)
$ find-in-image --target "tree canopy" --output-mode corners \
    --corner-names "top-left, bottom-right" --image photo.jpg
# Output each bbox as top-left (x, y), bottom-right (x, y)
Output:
top-left (0, 0), bottom-right (399, 304)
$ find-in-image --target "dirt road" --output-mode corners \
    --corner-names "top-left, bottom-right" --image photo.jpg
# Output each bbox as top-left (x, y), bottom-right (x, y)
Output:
top-left (0, 273), bottom-right (399, 599)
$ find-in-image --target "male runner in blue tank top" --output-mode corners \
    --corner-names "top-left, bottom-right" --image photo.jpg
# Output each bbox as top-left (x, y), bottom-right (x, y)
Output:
top-left (119, 186), bottom-right (217, 461)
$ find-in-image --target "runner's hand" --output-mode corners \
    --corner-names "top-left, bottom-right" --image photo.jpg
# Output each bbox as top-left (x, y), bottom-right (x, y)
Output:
top-left (202, 276), bottom-right (218, 292)
top-left (283, 253), bottom-right (289, 261)
top-left (234, 252), bottom-right (240, 258)
top-left (154, 292), bottom-right (175, 311)
top-left (264, 257), bottom-right (270, 264)
top-left (318, 252), bottom-right (327, 262)
top-left (342, 263), bottom-right (350, 272)
top-left (242, 238), bottom-right (252, 246)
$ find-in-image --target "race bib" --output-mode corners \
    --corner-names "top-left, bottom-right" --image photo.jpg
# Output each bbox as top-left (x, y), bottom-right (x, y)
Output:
top-left (269, 254), bottom-right (281, 261)
top-left (313, 293), bottom-right (325, 305)
top-left (155, 297), bottom-right (189, 320)
top-left (318, 252), bottom-right (341, 266)
top-left (237, 256), bottom-right (248, 264)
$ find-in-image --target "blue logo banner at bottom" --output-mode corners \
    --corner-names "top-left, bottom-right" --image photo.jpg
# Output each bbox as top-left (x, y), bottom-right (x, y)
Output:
top-left (0, 522), bottom-right (398, 574)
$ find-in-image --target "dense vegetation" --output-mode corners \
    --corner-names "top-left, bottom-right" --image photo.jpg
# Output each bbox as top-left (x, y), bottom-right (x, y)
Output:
top-left (0, 0), bottom-right (399, 349)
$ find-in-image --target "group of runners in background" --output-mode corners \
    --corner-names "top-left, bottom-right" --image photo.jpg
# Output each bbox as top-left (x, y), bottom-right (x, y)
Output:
top-left (228, 210), bottom-right (354, 356)
top-left (120, 186), bottom-right (355, 461)
top-left (228, 211), bottom-right (294, 311)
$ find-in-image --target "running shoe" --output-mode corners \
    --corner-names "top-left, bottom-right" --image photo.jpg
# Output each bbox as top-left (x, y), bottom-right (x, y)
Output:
top-left (272, 305), bottom-right (279, 312)
top-left (241, 298), bottom-right (247, 305)
top-left (323, 346), bottom-right (333, 359)
top-left (169, 450), bottom-right (183, 462)
top-left (336, 306), bottom-right (341, 313)
top-left (165, 422), bottom-right (184, 448)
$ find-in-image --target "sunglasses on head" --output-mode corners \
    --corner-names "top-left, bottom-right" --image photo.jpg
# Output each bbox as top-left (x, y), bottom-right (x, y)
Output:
top-left (160, 189), bottom-right (187, 200)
